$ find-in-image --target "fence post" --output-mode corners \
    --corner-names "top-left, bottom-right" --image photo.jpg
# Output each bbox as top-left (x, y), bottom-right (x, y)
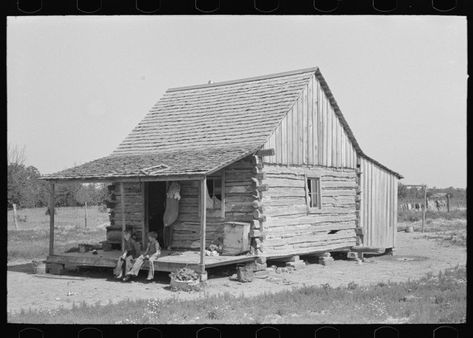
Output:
top-left (12, 203), bottom-right (19, 230)
top-left (421, 185), bottom-right (427, 233)
top-left (446, 194), bottom-right (450, 212)
top-left (84, 202), bottom-right (88, 228)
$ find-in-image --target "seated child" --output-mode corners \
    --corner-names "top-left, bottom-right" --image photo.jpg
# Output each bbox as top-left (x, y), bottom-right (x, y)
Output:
top-left (113, 228), bottom-right (141, 279)
top-left (123, 231), bottom-right (161, 281)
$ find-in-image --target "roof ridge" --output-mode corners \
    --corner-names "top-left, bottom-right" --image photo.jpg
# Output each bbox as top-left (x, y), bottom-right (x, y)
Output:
top-left (166, 67), bottom-right (319, 92)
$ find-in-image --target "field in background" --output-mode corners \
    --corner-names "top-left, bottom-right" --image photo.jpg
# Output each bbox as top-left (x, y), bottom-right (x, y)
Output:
top-left (7, 206), bottom-right (466, 261)
top-left (8, 206), bottom-right (108, 261)
top-left (397, 209), bottom-right (466, 223)
top-left (9, 265), bottom-right (466, 324)
top-left (397, 210), bottom-right (466, 247)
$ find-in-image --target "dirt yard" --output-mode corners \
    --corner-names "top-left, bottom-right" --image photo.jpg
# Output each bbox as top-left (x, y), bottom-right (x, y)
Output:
top-left (7, 219), bottom-right (466, 315)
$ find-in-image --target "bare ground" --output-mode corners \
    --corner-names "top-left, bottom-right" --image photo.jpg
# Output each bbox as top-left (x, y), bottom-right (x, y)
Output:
top-left (7, 220), bottom-right (466, 315)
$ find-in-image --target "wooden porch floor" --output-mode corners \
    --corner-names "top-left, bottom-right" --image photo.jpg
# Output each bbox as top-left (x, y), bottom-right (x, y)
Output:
top-left (46, 250), bottom-right (256, 272)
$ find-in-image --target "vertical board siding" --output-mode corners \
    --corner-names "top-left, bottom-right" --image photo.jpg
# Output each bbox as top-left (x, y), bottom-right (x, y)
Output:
top-left (359, 157), bottom-right (398, 248)
top-left (307, 79), bottom-right (313, 164)
top-left (263, 75), bottom-right (357, 169)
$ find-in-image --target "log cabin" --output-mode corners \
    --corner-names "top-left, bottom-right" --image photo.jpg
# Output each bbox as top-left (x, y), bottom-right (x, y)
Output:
top-left (41, 67), bottom-right (402, 279)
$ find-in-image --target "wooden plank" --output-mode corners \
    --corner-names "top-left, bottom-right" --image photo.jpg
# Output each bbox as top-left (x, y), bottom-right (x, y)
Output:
top-left (328, 102), bottom-right (333, 167)
top-left (321, 89), bottom-right (326, 165)
top-left (308, 77), bottom-right (314, 164)
top-left (325, 97), bottom-right (330, 166)
top-left (49, 183), bottom-right (55, 256)
top-left (120, 182), bottom-right (126, 250)
top-left (298, 95), bottom-right (303, 164)
top-left (199, 178), bottom-right (207, 274)
top-left (274, 114), bottom-right (281, 164)
top-left (256, 149), bottom-right (275, 157)
top-left (281, 115), bottom-right (287, 164)
top-left (292, 101), bottom-right (297, 164)
top-left (392, 176), bottom-right (396, 246)
top-left (264, 240), bottom-right (356, 257)
top-left (337, 119), bottom-right (342, 167)
top-left (315, 78), bottom-right (320, 164)
top-left (287, 106), bottom-right (292, 164)
top-left (302, 85), bottom-right (308, 164)
top-left (221, 170), bottom-right (226, 218)
top-left (51, 175), bottom-right (206, 183)
top-left (268, 133), bottom-right (276, 163)
top-left (47, 252), bottom-right (257, 271)
top-left (142, 182), bottom-right (147, 245)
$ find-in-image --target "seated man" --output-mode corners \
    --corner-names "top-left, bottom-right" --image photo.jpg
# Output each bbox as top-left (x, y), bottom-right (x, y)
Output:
top-left (123, 231), bottom-right (161, 281)
top-left (113, 228), bottom-right (141, 279)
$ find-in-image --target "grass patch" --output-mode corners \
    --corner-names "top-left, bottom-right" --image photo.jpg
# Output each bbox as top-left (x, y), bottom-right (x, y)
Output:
top-left (8, 206), bottom-right (107, 261)
top-left (8, 266), bottom-right (466, 324)
top-left (397, 217), bottom-right (466, 247)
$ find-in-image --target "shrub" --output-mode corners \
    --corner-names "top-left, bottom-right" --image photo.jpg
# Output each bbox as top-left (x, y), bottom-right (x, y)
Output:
top-left (169, 267), bottom-right (199, 282)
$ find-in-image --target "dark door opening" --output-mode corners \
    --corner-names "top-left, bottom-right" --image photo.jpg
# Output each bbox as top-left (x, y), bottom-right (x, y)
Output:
top-left (147, 182), bottom-right (167, 249)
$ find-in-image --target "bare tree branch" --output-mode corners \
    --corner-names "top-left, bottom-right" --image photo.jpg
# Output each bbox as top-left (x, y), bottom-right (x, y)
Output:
top-left (8, 144), bottom-right (26, 166)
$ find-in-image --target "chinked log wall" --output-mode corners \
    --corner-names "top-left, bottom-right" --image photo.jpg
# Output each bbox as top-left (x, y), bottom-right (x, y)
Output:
top-left (111, 182), bottom-right (145, 244)
top-left (261, 164), bottom-right (358, 257)
top-left (172, 156), bottom-right (256, 249)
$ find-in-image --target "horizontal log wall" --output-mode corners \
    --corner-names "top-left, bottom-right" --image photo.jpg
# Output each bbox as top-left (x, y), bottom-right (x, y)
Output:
top-left (359, 157), bottom-right (398, 249)
top-left (171, 179), bottom-right (222, 249)
top-left (262, 164), bottom-right (358, 256)
top-left (224, 156), bottom-right (257, 223)
top-left (171, 156), bottom-right (255, 249)
top-left (111, 182), bottom-right (144, 243)
top-left (262, 74), bottom-right (357, 168)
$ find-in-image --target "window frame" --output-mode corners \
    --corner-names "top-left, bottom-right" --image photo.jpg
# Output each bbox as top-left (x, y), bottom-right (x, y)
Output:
top-left (201, 171), bottom-right (225, 219)
top-left (305, 174), bottom-right (322, 212)
top-left (206, 176), bottom-right (222, 208)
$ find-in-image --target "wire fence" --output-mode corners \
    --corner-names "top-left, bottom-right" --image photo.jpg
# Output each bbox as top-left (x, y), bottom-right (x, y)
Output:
top-left (399, 198), bottom-right (466, 211)
top-left (7, 205), bottom-right (110, 231)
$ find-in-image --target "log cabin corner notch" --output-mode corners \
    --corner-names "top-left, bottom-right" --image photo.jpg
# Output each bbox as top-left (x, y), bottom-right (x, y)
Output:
top-left (40, 67), bottom-right (402, 275)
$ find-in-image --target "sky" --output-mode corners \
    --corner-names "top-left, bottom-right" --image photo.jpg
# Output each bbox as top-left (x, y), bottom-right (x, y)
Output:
top-left (7, 16), bottom-right (467, 188)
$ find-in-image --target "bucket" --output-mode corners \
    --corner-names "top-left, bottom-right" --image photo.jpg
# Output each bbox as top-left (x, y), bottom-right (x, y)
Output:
top-left (405, 226), bottom-right (414, 233)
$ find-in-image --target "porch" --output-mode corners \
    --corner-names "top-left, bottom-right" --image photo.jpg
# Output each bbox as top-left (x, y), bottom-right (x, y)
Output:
top-left (46, 249), bottom-right (257, 273)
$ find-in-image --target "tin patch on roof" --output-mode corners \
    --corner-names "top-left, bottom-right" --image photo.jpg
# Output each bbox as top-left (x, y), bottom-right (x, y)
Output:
top-left (140, 164), bottom-right (169, 175)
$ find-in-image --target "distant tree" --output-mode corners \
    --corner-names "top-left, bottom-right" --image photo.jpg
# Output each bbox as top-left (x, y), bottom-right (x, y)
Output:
top-left (7, 144), bottom-right (25, 166)
top-left (7, 144), bottom-right (50, 208)
top-left (398, 183), bottom-right (408, 199)
top-left (75, 184), bottom-right (94, 205)
top-left (55, 182), bottom-right (82, 206)
top-left (92, 183), bottom-right (108, 205)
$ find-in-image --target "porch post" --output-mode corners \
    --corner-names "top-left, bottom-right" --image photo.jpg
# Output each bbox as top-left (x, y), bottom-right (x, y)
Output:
top-left (199, 177), bottom-right (207, 281)
top-left (120, 182), bottom-right (126, 250)
top-left (49, 182), bottom-right (55, 256)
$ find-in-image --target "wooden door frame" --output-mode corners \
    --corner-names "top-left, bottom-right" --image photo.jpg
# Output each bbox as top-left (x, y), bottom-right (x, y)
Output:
top-left (143, 181), bottom-right (170, 248)
top-left (142, 182), bottom-right (148, 247)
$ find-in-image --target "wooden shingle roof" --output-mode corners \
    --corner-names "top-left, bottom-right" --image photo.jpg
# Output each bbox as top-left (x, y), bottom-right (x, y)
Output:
top-left (43, 67), bottom-right (402, 180)
top-left (43, 146), bottom-right (255, 181)
top-left (112, 69), bottom-right (313, 155)
top-left (43, 69), bottom-right (314, 180)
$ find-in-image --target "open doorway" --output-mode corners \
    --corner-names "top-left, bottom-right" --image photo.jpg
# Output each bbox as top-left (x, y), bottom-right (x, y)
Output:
top-left (146, 182), bottom-right (167, 248)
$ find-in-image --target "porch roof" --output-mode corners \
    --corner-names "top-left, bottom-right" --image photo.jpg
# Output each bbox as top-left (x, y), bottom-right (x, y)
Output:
top-left (41, 146), bottom-right (258, 181)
